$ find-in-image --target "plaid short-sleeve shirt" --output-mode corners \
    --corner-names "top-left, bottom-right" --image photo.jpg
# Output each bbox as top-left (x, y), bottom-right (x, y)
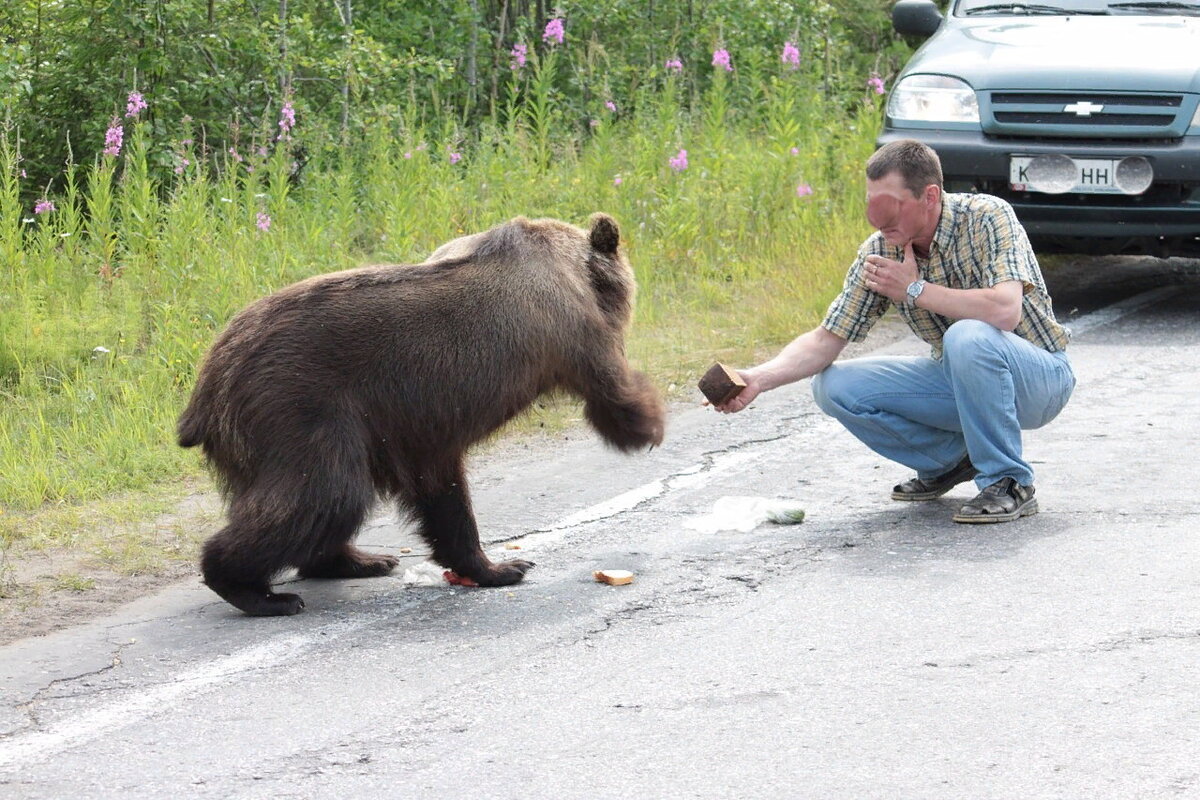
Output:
top-left (821, 192), bottom-right (1070, 358)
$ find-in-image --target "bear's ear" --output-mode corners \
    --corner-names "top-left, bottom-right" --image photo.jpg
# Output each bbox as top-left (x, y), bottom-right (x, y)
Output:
top-left (588, 213), bottom-right (620, 255)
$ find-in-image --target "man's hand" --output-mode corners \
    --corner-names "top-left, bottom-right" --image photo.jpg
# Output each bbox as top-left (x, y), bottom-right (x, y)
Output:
top-left (713, 369), bottom-right (762, 414)
top-left (863, 242), bottom-right (919, 304)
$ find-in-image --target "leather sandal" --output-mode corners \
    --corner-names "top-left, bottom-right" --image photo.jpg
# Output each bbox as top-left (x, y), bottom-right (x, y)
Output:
top-left (891, 455), bottom-right (977, 501)
top-left (953, 477), bottom-right (1038, 524)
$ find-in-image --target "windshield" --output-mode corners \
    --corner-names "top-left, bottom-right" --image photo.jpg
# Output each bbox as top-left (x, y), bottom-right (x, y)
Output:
top-left (955, 0), bottom-right (1200, 14)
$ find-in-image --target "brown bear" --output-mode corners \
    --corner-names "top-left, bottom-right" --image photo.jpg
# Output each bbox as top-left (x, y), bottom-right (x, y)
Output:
top-left (178, 213), bottom-right (665, 616)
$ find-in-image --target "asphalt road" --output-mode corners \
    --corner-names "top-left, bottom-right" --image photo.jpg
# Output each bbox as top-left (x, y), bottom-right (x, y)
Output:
top-left (1, 257), bottom-right (1198, 799)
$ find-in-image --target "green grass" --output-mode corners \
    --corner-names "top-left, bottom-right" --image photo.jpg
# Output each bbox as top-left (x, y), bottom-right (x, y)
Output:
top-left (1, 71), bottom-right (883, 575)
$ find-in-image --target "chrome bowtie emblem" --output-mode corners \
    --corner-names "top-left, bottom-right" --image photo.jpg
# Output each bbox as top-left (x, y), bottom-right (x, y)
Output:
top-left (1063, 101), bottom-right (1104, 117)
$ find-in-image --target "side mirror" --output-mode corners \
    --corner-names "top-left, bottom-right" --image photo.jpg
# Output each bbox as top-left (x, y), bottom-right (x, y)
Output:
top-left (893, 0), bottom-right (944, 37)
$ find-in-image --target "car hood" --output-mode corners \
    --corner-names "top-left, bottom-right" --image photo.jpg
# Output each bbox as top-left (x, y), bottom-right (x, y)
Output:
top-left (906, 16), bottom-right (1200, 93)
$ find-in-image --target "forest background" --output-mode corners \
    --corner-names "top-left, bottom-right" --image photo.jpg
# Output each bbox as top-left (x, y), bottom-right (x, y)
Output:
top-left (0, 0), bottom-right (915, 596)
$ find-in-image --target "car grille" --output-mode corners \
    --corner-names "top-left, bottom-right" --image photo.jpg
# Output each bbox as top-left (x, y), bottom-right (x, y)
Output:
top-left (985, 92), bottom-right (1188, 138)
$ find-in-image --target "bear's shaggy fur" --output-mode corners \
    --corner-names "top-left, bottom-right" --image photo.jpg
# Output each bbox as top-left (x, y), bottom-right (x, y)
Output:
top-left (177, 214), bottom-right (664, 616)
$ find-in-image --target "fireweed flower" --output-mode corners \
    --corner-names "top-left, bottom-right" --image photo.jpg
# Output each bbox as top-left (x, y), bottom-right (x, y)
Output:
top-left (782, 42), bottom-right (801, 69)
top-left (174, 158), bottom-right (190, 175)
top-left (103, 119), bottom-right (123, 157)
top-left (712, 49), bottom-right (732, 72)
top-left (256, 212), bottom-right (272, 232)
top-left (665, 58), bottom-right (683, 74)
top-left (449, 151), bottom-right (462, 165)
top-left (796, 183), bottom-right (814, 197)
top-left (868, 73), bottom-right (886, 95)
top-left (543, 18), bottom-right (564, 45)
top-left (510, 42), bottom-right (528, 70)
top-left (34, 199), bottom-right (55, 215)
top-left (278, 101), bottom-right (296, 139)
top-left (605, 100), bottom-right (617, 113)
top-left (125, 91), bottom-right (147, 118)
top-left (669, 149), bottom-right (689, 171)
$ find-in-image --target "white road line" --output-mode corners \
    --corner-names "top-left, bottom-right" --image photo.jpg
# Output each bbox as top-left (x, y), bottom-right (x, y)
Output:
top-left (0, 621), bottom-right (374, 769)
top-left (1065, 285), bottom-right (1179, 337)
top-left (510, 448), bottom-right (763, 548)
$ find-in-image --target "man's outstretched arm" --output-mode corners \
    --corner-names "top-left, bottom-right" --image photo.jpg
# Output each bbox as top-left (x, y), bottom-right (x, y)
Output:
top-left (715, 326), bottom-right (848, 413)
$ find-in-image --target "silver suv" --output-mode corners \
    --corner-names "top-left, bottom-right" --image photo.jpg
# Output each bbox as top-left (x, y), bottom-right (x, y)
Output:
top-left (881, 0), bottom-right (1200, 256)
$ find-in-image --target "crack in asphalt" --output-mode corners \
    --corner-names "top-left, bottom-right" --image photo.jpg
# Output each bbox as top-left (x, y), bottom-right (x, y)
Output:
top-left (2, 637), bottom-right (137, 740)
top-left (920, 628), bottom-right (1200, 670)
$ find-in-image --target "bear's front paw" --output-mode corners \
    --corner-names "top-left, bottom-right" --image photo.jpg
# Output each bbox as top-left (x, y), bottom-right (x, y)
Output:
top-left (469, 559), bottom-right (535, 587)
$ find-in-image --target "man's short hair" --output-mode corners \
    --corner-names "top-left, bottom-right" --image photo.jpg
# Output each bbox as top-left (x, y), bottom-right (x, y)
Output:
top-left (866, 139), bottom-right (944, 197)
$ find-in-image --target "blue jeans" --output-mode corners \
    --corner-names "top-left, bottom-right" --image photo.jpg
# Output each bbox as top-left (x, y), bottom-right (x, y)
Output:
top-left (811, 320), bottom-right (1076, 488)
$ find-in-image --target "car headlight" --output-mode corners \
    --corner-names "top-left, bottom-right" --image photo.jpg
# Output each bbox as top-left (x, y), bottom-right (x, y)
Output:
top-left (888, 75), bottom-right (980, 124)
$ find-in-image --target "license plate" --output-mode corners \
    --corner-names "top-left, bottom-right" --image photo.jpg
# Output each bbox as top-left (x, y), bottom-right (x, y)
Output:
top-left (1009, 155), bottom-right (1148, 195)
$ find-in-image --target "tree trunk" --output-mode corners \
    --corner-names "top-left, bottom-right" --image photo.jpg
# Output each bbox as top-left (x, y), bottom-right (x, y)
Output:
top-left (339, 0), bottom-right (352, 134)
top-left (278, 0), bottom-right (290, 96)
top-left (466, 0), bottom-right (479, 119)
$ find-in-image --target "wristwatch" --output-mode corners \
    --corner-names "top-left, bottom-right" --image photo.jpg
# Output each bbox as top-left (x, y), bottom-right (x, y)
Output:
top-left (906, 279), bottom-right (927, 306)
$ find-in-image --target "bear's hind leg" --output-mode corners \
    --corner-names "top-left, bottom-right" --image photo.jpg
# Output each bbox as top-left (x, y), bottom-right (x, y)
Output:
top-left (201, 522), bottom-right (305, 617)
top-left (411, 467), bottom-right (533, 587)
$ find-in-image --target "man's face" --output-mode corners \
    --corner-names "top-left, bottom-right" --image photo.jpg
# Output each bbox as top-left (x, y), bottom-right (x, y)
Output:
top-left (865, 172), bottom-right (938, 248)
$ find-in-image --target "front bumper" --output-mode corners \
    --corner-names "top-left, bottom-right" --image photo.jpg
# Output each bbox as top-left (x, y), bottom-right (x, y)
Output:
top-left (876, 128), bottom-right (1200, 255)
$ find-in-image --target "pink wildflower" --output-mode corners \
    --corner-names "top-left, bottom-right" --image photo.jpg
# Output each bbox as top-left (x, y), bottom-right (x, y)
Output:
top-left (34, 199), bottom-right (55, 215)
top-left (796, 183), bottom-right (814, 198)
top-left (669, 149), bottom-right (689, 171)
top-left (510, 42), bottom-right (528, 70)
top-left (712, 49), bottom-right (732, 72)
top-left (543, 18), bottom-right (564, 45)
top-left (278, 101), bottom-right (296, 139)
top-left (665, 58), bottom-right (683, 74)
top-left (404, 151), bottom-right (412, 159)
top-left (256, 212), bottom-right (272, 232)
top-left (613, 175), bottom-right (623, 186)
top-left (229, 146), bottom-right (244, 163)
top-left (790, 147), bottom-right (800, 155)
top-left (125, 91), bottom-right (147, 118)
top-left (449, 151), bottom-right (462, 165)
top-left (868, 73), bottom-right (886, 95)
top-left (174, 158), bottom-right (190, 174)
top-left (103, 119), bottom-right (123, 157)
top-left (781, 42), bottom-right (801, 69)
top-left (605, 100), bottom-right (617, 113)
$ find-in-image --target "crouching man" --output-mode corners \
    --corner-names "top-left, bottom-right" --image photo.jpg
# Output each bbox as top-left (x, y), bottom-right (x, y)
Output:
top-left (716, 139), bottom-right (1075, 523)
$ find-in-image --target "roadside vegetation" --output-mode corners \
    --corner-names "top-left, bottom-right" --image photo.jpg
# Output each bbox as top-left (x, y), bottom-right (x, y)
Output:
top-left (0, 2), bottom-right (912, 596)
